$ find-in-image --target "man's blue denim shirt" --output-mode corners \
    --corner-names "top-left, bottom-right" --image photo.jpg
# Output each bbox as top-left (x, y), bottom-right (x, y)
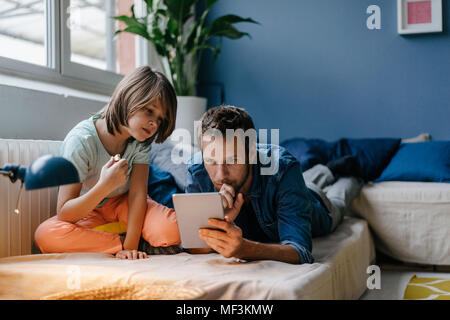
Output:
top-left (185, 144), bottom-right (333, 264)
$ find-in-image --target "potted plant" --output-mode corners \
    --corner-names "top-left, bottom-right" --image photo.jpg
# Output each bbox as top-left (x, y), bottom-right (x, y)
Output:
top-left (113, 0), bottom-right (258, 140)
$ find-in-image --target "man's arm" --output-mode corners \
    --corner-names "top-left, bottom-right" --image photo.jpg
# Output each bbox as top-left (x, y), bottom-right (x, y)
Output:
top-left (199, 217), bottom-right (301, 264)
top-left (275, 162), bottom-right (316, 264)
top-left (199, 162), bottom-right (316, 264)
top-left (238, 240), bottom-right (300, 264)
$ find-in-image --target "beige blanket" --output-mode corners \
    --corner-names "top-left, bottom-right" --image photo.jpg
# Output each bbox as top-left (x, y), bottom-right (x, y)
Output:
top-left (0, 217), bottom-right (375, 300)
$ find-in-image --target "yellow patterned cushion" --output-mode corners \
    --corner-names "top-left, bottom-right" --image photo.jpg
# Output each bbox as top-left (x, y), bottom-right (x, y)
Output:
top-left (403, 275), bottom-right (450, 300)
top-left (92, 222), bottom-right (127, 234)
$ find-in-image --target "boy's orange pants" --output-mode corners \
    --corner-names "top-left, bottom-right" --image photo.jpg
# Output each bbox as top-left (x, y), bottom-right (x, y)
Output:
top-left (34, 193), bottom-right (181, 254)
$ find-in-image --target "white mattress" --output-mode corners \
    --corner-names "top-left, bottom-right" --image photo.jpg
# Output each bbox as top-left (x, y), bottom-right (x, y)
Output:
top-left (0, 217), bottom-right (375, 300)
top-left (352, 181), bottom-right (450, 266)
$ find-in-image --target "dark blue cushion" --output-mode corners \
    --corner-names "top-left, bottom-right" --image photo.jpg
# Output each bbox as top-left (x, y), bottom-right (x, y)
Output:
top-left (147, 164), bottom-right (184, 208)
top-left (280, 137), bottom-right (401, 181)
top-left (375, 141), bottom-right (450, 183)
top-left (335, 138), bottom-right (401, 181)
top-left (280, 138), bottom-right (334, 171)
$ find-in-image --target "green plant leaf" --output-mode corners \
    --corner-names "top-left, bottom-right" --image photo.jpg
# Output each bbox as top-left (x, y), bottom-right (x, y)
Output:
top-left (207, 14), bottom-right (258, 39)
top-left (166, 17), bottom-right (178, 45)
top-left (113, 29), bottom-right (122, 40)
top-left (144, 0), bottom-right (154, 12)
top-left (155, 8), bottom-right (168, 17)
top-left (152, 26), bottom-right (165, 42)
top-left (153, 42), bottom-right (168, 57)
top-left (164, 0), bottom-right (198, 24)
top-left (209, 23), bottom-right (250, 39)
top-left (122, 25), bottom-right (151, 40)
top-left (115, 0), bottom-right (258, 96)
top-left (111, 15), bottom-right (142, 28)
top-left (206, 0), bottom-right (218, 10)
top-left (191, 43), bottom-right (216, 56)
top-left (131, 4), bottom-right (136, 19)
top-left (212, 14), bottom-right (259, 25)
top-left (213, 37), bottom-right (222, 61)
top-left (184, 20), bottom-right (201, 53)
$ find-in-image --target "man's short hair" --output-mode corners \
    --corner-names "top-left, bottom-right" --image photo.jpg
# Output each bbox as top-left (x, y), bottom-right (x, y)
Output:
top-left (200, 105), bottom-right (255, 135)
top-left (199, 105), bottom-right (256, 162)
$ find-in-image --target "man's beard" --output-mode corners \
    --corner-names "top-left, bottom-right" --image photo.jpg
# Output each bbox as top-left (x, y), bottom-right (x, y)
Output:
top-left (215, 165), bottom-right (250, 195)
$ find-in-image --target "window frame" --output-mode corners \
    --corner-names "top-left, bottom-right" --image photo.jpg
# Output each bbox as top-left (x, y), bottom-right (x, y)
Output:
top-left (0, 0), bottom-right (150, 96)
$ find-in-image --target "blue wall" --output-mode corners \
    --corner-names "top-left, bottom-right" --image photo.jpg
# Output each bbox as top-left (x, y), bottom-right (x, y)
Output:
top-left (199, 0), bottom-right (450, 142)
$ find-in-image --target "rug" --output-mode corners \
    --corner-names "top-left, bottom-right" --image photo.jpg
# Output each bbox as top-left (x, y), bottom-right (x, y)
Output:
top-left (403, 275), bottom-right (450, 300)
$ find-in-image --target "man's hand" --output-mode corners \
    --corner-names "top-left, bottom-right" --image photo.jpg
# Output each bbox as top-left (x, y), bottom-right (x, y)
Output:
top-left (198, 193), bottom-right (301, 264)
top-left (115, 249), bottom-right (148, 260)
top-left (219, 183), bottom-right (235, 209)
top-left (198, 194), bottom-right (245, 258)
top-left (219, 184), bottom-right (245, 222)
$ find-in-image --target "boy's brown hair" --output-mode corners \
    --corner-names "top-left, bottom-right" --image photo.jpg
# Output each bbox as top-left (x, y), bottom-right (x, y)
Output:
top-left (98, 66), bottom-right (177, 144)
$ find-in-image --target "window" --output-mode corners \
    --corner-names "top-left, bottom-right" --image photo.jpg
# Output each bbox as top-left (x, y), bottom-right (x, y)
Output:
top-left (68, 0), bottom-right (137, 75)
top-left (0, 0), bottom-right (149, 95)
top-left (0, 0), bottom-right (47, 66)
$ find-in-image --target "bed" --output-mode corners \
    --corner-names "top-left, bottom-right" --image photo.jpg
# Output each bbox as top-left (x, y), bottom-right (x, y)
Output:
top-left (352, 181), bottom-right (450, 266)
top-left (2, 136), bottom-right (446, 299)
top-left (0, 217), bottom-right (375, 300)
top-left (283, 137), bottom-right (450, 267)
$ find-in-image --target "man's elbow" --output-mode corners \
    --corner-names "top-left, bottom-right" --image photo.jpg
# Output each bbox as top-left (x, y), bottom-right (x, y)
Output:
top-left (285, 246), bottom-right (302, 264)
top-left (282, 241), bottom-right (314, 264)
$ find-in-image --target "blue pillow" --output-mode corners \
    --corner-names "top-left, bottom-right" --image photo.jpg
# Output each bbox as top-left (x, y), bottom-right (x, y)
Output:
top-left (147, 164), bottom-right (184, 208)
top-left (335, 138), bottom-right (401, 181)
top-left (281, 137), bottom-right (401, 181)
top-left (280, 138), bottom-right (334, 171)
top-left (376, 141), bottom-right (450, 183)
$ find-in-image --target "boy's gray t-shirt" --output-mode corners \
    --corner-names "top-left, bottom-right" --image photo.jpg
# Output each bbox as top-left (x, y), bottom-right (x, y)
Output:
top-left (60, 114), bottom-right (151, 207)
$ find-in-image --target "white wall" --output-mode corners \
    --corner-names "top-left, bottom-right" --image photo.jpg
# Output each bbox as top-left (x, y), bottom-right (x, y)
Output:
top-left (0, 84), bottom-right (107, 141)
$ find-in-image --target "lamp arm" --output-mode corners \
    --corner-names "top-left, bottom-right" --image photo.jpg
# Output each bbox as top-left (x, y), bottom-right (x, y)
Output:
top-left (0, 165), bottom-right (25, 183)
top-left (1, 156), bottom-right (79, 190)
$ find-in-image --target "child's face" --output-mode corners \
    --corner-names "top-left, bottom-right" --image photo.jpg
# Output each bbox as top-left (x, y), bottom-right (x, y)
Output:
top-left (126, 100), bottom-right (164, 142)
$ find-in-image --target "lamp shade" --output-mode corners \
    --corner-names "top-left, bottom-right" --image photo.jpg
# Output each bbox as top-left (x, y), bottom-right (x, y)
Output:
top-left (24, 155), bottom-right (80, 190)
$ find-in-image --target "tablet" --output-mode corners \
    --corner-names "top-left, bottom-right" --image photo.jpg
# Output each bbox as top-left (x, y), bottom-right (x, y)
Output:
top-left (172, 192), bottom-right (224, 248)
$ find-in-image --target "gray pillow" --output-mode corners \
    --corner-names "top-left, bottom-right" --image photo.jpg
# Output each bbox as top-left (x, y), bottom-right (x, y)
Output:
top-left (150, 140), bottom-right (200, 191)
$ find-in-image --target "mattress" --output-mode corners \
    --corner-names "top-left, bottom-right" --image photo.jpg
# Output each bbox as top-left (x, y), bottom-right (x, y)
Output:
top-left (0, 217), bottom-right (375, 300)
top-left (352, 181), bottom-right (450, 266)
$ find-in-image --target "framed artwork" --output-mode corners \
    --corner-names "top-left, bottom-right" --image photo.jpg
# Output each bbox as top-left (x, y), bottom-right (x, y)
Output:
top-left (397, 0), bottom-right (443, 34)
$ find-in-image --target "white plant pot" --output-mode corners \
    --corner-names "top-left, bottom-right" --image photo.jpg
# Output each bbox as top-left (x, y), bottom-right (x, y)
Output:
top-left (174, 96), bottom-right (207, 145)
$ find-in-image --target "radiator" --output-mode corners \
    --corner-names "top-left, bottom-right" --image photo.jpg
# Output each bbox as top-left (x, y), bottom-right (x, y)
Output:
top-left (0, 139), bottom-right (62, 258)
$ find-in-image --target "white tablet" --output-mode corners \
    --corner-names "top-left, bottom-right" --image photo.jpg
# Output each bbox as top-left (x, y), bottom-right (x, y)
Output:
top-left (172, 192), bottom-right (225, 248)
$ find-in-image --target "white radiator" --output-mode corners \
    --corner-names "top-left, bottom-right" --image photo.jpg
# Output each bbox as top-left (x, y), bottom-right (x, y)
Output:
top-left (0, 139), bottom-right (62, 258)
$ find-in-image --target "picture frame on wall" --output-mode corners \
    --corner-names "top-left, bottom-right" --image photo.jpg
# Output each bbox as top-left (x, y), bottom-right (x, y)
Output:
top-left (397, 0), bottom-right (443, 34)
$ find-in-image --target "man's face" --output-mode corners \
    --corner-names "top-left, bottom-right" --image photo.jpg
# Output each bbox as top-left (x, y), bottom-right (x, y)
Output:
top-left (201, 135), bottom-right (250, 194)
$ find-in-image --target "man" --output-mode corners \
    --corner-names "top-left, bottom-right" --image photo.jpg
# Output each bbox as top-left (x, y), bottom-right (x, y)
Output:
top-left (186, 105), bottom-right (363, 264)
